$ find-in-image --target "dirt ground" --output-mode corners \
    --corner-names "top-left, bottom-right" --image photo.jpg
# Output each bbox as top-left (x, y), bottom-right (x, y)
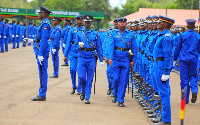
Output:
top-left (0, 43), bottom-right (199, 125)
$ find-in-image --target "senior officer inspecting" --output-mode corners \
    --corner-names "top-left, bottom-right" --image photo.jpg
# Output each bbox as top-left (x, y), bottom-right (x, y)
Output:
top-left (108, 17), bottom-right (137, 107)
top-left (76, 15), bottom-right (104, 104)
top-left (31, 6), bottom-right (51, 101)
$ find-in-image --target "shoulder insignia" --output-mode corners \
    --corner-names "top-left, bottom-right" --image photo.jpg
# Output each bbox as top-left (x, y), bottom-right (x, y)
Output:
top-left (57, 31), bottom-right (59, 32)
top-left (165, 33), bottom-right (170, 37)
top-left (44, 27), bottom-right (48, 30)
top-left (45, 21), bottom-right (48, 23)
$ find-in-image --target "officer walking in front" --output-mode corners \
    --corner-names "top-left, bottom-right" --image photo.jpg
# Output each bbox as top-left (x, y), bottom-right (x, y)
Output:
top-left (11, 20), bottom-right (16, 49)
top-left (50, 17), bottom-right (62, 78)
top-left (31, 6), bottom-right (52, 101)
top-left (153, 15), bottom-right (175, 125)
top-left (108, 17), bottom-right (137, 107)
top-left (174, 19), bottom-right (200, 104)
top-left (63, 15), bottom-right (84, 94)
top-left (76, 15), bottom-right (104, 104)
top-left (16, 21), bottom-right (20, 48)
top-left (0, 16), bottom-right (4, 53)
top-left (4, 19), bottom-right (9, 52)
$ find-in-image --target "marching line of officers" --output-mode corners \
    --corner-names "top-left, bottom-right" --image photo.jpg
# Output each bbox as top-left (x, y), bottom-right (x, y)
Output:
top-left (2, 5), bottom-right (199, 125)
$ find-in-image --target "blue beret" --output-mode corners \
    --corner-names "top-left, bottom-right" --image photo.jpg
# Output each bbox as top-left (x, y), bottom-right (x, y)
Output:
top-left (113, 18), bottom-right (119, 22)
top-left (159, 15), bottom-right (175, 24)
top-left (83, 15), bottom-right (93, 22)
top-left (5, 19), bottom-right (9, 22)
top-left (64, 18), bottom-right (70, 22)
top-left (117, 17), bottom-right (127, 22)
top-left (53, 16), bottom-right (62, 22)
top-left (28, 21), bottom-right (32, 24)
top-left (38, 6), bottom-right (52, 15)
top-left (186, 19), bottom-right (196, 25)
top-left (75, 15), bottom-right (83, 20)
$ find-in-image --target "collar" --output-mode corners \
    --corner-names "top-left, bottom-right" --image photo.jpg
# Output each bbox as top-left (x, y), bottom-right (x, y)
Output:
top-left (84, 28), bottom-right (92, 33)
top-left (55, 24), bottom-right (60, 29)
top-left (117, 28), bottom-right (129, 33)
top-left (42, 18), bottom-right (49, 24)
top-left (188, 30), bottom-right (195, 32)
top-left (160, 29), bottom-right (170, 34)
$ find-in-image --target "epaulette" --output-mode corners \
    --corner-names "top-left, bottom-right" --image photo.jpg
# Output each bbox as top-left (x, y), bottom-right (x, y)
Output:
top-left (165, 33), bottom-right (171, 37)
top-left (45, 21), bottom-right (48, 23)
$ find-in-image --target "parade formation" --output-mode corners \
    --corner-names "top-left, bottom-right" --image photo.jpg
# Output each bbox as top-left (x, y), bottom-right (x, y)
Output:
top-left (0, 5), bottom-right (200, 125)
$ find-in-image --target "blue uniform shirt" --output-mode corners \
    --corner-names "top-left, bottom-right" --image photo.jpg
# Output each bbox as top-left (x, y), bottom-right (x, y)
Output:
top-left (153, 29), bottom-right (173, 75)
top-left (4, 23), bottom-right (9, 36)
top-left (107, 29), bottom-right (137, 62)
top-left (12, 23), bottom-right (16, 35)
top-left (62, 24), bottom-right (71, 45)
top-left (16, 24), bottom-right (20, 35)
top-left (174, 30), bottom-right (200, 62)
top-left (0, 21), bottom-right (4, 35)
top-left (51, 24), bottom-right (62, 49)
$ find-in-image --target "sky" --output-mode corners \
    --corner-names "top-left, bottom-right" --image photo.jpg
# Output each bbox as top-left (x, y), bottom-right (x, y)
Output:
top-left (27, 0), bottom-right (127, 9)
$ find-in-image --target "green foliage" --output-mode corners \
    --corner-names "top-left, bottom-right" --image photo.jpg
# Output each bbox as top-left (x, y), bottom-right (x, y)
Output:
top-left (175, 0), bottom-right (199, 10)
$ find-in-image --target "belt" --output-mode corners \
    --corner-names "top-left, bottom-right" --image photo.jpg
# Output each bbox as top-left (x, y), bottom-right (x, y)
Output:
top-left (50, 38), bottom-right (55, 40)
top-left (81, 48), bottom-right (96, 51)
top-left (115, 47), bottom-right (129, 51)
top-left (141, 50), bottom-right (144, 54)
top-left (71, 42), bottom-right (75, 44)
top-left (156, 57), bottom-right (164, 61)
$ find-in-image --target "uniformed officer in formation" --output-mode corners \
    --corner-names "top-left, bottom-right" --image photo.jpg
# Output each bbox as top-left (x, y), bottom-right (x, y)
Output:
top-left (61, 18), bottom-right (71, 66)
top-left (0, 16), bottom-right (4, 53)
top-left (76, 15), bottom-right (104, 104)
top-left (16, 21), bottom-right (20, 48)
top-left (31, 6), bottom-right (51, 101)
top-left (174, 19), bottom-right (200, 104)
top-left (11, 20), bottom-right (16, 49)
top-left (4, 19), bottom-right (9, 52)
top-left (63, 15), bottom-right (84, 95)
top-left (49, 17), bottom-right (62, 78)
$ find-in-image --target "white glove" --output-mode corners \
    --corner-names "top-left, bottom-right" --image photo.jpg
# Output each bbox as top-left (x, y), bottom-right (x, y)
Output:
top-left (0, 35), bottom-right (1, 38)
top-left (161, 75), bottom-right (170, 82)
top-left (12, 35), bottom-right (14, 38)
top-left (4, 36), bottom-right (6, 38)
top-left (52, 49), bottom-right (56, 54)
top-left (16, 35), bottom-right (19, 37)
top-left (32, 35), bottom-right (35, 37)
top-left (28, 38), bottom-right (34, 43)
top-left (173, 61), bottom-right (176, 67)
top-left (79, 42), bottom-right (84, 48)
top-left (63, 43), bottom-right (66, 48)
top-left (22, 35), bottom-right (24, 38)
top-left (100, 62), bottom-right (104, 67)
top-left (29, 35), bottom-right (31, 37)
top-left (38, 56), bottom-right (44, 65)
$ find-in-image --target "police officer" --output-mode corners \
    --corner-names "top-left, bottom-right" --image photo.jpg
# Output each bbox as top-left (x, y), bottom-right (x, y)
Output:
top-left (174, 19), bottom-right (200, 104)
top-left (16, 21), bottom-right (20, 48)
top-left (153, 15), bottom-right (175, 125)
top-left (0, 16), bottom-right (4, 53)
top-left (76, 15), bottom-right (104, 104)
top-left (61, 18), bottom-right (71, 66)
top-left (50, 17), bottom-right (62, 78)
top-left (63, 15), bottom-right (84, 94)
top-left (31, 6), bottom-right (52, 101)
top-left (4, 19), bottom-right (9, 52)
top-left (11, 20), bottom-right (16, 49)
top-left (27, 21), bottom-right (32, 46)
top-left (108, 17), bottom-right (137, 107)
top-left (22, 22), bottom-right (27, 47)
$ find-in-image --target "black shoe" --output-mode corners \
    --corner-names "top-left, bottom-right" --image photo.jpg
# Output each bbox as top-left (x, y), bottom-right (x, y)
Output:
top-left (49, 75), bottom-right (58, 78)
top-left (85, 99), bottom-right (90, 104)
top-left (112, 96), bottom-right (117, 103)
top-left (111, 91), bottom-right (114, 97)
top-left (80, 93), bottom-right (85, 101)
top-left (31, 95), bottom-right (46, 101)
top-left (191, 92), bottom-right (197, 103)
top-left (148, 113), bottom-right (157, 118)
top-left (118, 102), bottom-right (125, 107)
top-left (5, 51), bottom-right (8, 52)
top-left (147, 109), bottom-right (154, 114)
top-left (0, 51), bottom-right (4, 53)
top-left (16, 47), bottom-right (19, 48)
top-left (61, 63), bottom-right (69, 66)
top-left (154, 121), bottom-right (171, 125)
top-left (107, 89), bottom-right (111, 95)
top-left (11, 48), bottom-right (15, 49)
top-left (77, 92), bottom-right (81, 95)
top-left (70, 88), bottom-right (76, 94)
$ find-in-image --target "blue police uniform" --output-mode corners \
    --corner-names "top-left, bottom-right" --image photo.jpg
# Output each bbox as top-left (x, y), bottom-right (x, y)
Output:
top-left (0, 20), bottom-right (4, 52)
top-left (8, 24), bottom-right (12, 43)
top-left (16, 23), bottom-right (20, 48)
top-left (50, 23), bottom-right (62, 77)
top-left (153, 16), bottom-right (174, 123)
top-left (174, 19), bottom-right (200, 103)
top-left (76, 19), bottom-right (103, 101)
top-left (61, 23), bottom-right (71, 65)
top-left (22, 25), bottom-right (27, 47)
top-left (28, 23), bottom-right (32, 45)
top-left (11, 23), bottom-right (16, 49)
top-left (64, 25), bottom-right (84, 93)
top-left (108, 26), bottom-right (137, 104)
top-left (4, 22), bottom-right (9, 51)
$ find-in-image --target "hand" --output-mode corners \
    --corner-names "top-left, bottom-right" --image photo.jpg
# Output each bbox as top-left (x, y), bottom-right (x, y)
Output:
top-left (22, 35), bottom-right (24, 38)
top-left (100, 62), bottom-right (104, 67)
top-left (109, 59), bottom-right (112, 65)
top-left (130, 62), bottom-right (135, 69)
top-left (63, 43), bottom-right (66, 48)
top-left (161, 75), bottom-right (170, 82)
top-left (79, 42), bottom-right (84, 48)
top-left (12, 35), bottom-right (14, 38)
top-left (173, 61), bottom-right (176, 67)
top-left (63, 57), bottom-right (67, 62)
top-left (52, 49), bottom-right (56, 54)
top-left (105, 59), bottom-right (108, 63)
top-left (16, 35), bottom-right (19, 37)
top-left (38, 56), bottom-right (44, 65)
top-left (4, 36), bottom-right (6, 38)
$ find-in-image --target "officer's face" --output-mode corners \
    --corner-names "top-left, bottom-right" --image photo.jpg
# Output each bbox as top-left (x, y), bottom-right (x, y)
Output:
top-left (53, 20), bottom-right (59, 26)
top-left (157, 22), bottom-right (164, 30)
top-left (76, 19), bottom-right (83, 27)
top-left (64, 21), bottom-right (70, 25)
top-left (114, 22), bottom-right (118, 29)
top-left (118, 21), bottom-right (126, 30)
top-left (39, 12), bottom-right (45, 19)
top-left (153, 22), bottom-right (158, 30)
top-left (84, 21), bottom-right (92, 28)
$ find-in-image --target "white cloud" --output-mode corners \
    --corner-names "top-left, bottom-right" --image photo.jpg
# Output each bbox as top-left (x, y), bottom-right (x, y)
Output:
top-left (109, 0), bottom-right (127, 8)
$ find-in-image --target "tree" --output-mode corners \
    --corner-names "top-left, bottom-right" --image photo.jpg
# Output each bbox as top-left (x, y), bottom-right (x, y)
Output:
top-left (175, 0), bottom-right (199, 10)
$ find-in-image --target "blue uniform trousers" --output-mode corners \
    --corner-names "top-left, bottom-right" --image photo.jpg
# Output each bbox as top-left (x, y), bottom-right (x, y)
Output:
top-left (37, 52), bottom-right (49, 98)
top-left (154, 61), bottom-right (171, 123)
top-left (112, 60), bottom-right (130, 103)
top-left (69, 56), bottom-right (81, 92)
top-left (4, 37), bottom-right (8, 51)
top-left (77, 57), bottom-right (96, 100)
top-left (16, 36), bottom-right (20, 48)
top-left (180, 60), bottom-right (198, 103)
top-left (61, 41), bottom-right (69, 65)
top-left (22, 40), bottom-right (26, 47)
top-left (0, 36), bottom-right (4, 52)
top-left (106, 63), bottom-right (113, 90)
top-left (12, 37), bottom-right (16, 49)
top-left (51, 48), bottom-right (59, 76)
